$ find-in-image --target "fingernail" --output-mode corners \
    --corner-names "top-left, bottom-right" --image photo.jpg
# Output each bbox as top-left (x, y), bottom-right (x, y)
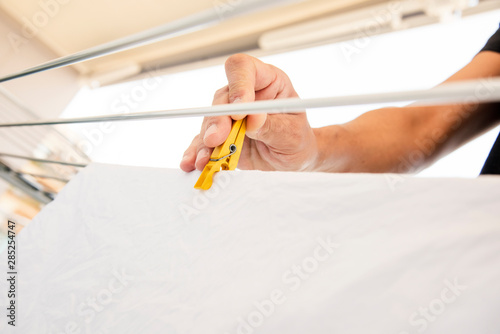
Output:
top-left (196, 148), bottom-right (210, 161)
top-left (204, 124), bottom-right (218, 141)
top-left (232, 97), bottom-right (242, 104)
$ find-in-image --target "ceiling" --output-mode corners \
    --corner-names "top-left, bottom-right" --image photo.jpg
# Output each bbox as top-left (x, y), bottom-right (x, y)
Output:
top-left (0, 0), bottom-right (382, 82)
top-left (0, 0), bottom-right (496, 85)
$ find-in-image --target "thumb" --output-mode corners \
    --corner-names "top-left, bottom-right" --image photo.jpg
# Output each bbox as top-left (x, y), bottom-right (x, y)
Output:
top-left (225, 55), bottom-right (257, 121)
top-left (225, 54), bottom-right (257, 106)
top-left (202, 116), bottom-right (232, 148)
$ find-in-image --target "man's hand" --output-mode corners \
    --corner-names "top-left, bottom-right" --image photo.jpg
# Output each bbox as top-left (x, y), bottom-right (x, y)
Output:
top-left (181, 51), bottom-right (500, 175)
top-left (180, 54), bottom-right (318, 172)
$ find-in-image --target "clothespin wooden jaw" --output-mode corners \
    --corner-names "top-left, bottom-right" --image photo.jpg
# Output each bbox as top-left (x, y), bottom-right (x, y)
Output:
top-left (194, 118), bottom-right (246, 190)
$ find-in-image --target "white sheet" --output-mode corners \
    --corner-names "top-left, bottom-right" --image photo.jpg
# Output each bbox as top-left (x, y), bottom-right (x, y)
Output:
top-left (1, 163), bottom-right (500, 333)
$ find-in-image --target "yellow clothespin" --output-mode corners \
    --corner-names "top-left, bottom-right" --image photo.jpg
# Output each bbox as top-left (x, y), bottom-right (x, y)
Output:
top-left (194, 118), bottom-right (247, 190)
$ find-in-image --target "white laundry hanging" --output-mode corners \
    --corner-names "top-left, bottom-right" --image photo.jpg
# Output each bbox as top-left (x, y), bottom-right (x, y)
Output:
top-left (1, 163), bottom-right (500, 334)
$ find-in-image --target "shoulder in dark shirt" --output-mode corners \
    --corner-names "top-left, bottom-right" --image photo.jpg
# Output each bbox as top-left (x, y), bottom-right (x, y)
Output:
top-left (481, 24), bottom-right (500, 53)
top-left (479, 23), bottom-right (500, 175)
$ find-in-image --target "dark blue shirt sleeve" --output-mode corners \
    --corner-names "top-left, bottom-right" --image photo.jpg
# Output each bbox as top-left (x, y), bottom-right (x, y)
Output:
top-left (481, 24), bottom-right (500, 53)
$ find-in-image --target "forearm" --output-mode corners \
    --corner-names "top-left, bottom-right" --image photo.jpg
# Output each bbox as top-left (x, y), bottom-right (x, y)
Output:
top-left (312, 107), bottom-right (429, 173)
top-left (312, 102), bottom-right (500, 173)
top-left (311, 51), bottom-right (500, 173)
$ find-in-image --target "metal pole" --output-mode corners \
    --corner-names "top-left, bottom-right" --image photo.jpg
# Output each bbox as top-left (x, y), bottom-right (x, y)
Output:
top-left (0, 0), bottom-right (303, 83)
top-left (17, 171), bottom-right (70, 183)
top-left (0, 77), bottom-right (498, 127)
top-left (0, 153), bottom-right (87, 168)
top-left (0, 86), bottom-right (91, 161)
top-left (0, 162), bottom-right (53, 204)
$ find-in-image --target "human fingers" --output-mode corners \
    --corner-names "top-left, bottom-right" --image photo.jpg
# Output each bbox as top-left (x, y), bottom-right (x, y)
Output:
top-left (180, 134), bottom-right (201, 172)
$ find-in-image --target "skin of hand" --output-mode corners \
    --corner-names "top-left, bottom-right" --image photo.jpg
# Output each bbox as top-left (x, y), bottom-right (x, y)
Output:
top-left (181, 52), bottom-right (500, 174)
top-left (180, 54), bottom-right (319, 172)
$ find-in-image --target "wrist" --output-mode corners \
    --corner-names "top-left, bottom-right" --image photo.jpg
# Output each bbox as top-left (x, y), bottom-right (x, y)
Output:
top-left (311, 125), bottom-right (353, 173)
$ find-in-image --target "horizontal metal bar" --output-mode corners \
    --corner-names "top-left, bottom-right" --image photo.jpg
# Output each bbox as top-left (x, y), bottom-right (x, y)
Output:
top-left (0, 152), bottom-right (87, 168)
top-left (0, 0), bottom-right (301, 83)
top-left (0, 77), bottom-right (499, 127)
top-left (0, 86), bottom-right (91, 161)
top-left (0, 162), bottom-right (53, 204)
top-left (17, 171), bottom-right (70, 183)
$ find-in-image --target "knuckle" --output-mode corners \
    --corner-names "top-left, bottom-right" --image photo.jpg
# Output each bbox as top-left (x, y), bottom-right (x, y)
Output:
top-left (229, 86), bottom-right (247, 99)
top-left (225, 53), bottom-right (252, 69)
top-left (213, 86), bottom-right (228, 98)
top-left (196, 141), bottom-right (207, 153)
top-left (189, 134), bottom-right (202, 147)
top-left (204, 116), bottom-right (219, 128)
